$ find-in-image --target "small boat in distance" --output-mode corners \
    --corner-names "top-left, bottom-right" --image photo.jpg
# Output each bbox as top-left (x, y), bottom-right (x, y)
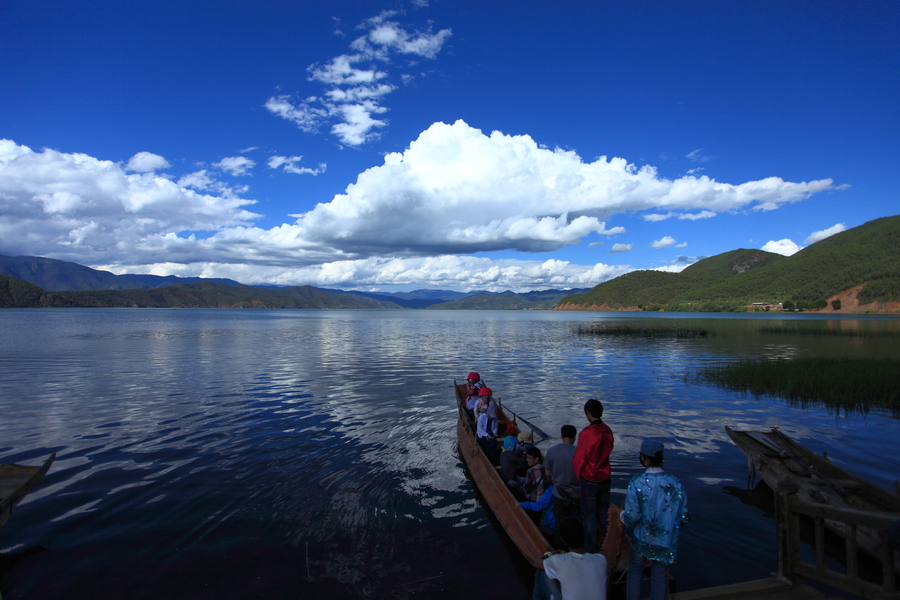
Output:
top-left (725, 426), bottom-right (900, 568)
top-left (0, 453), bottom-right (55, 532)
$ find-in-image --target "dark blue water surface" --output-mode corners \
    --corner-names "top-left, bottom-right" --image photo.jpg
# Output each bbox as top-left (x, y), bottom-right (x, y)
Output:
top-left (1, 309), bottom-right (898, 599)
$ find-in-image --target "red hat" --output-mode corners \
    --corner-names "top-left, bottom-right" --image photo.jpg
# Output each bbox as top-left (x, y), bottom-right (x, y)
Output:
top-left (478, 387), bottom-right (493, 396)
top-left (467, 372), bottom-right (480, 381)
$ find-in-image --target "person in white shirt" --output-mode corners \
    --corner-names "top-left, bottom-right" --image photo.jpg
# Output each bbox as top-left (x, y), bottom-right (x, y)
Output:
top-left (532, 517), bottom-right (608, 600)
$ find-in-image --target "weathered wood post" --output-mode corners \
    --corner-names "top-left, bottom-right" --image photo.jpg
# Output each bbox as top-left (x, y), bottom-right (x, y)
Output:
top-left (775, 479), bottom-right (800, 583)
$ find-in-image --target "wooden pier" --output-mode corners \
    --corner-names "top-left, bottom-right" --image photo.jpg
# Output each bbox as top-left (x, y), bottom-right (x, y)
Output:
top-left (670, 480), bottom-right (899, 600)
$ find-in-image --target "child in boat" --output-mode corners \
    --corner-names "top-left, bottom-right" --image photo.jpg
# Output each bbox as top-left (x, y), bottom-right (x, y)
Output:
top-left (621, 439), bottom-right (689, 600)
top-left (523, 446), bottom-right (549, 502)
top-left (521, 482), bottom-right (557, 536)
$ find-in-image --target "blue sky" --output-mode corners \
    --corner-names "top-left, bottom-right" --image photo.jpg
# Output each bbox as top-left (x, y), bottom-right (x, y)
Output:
top-left (1, 1), bottom-right (897, 292)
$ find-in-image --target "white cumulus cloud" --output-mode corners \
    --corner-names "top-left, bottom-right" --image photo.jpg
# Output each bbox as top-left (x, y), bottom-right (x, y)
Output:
top-left (0, 122), bottom-right (837, 289)
top-left (0, 139), bottom-right (259, 265)
top-left (761, 239), bottom-right (802, 256)
top-left (651, 236), bottom-right (677, 249)
top-left (643, 210), bottom-right (716, 221)
top-left (214, 156), bottom-right (255, 176)
top-left (610, 243), bottom-right (632, 253)
top-left (125, 151), bottom-right (170, 173)
top-left (267, 11), bottom-right (451, 146)
top-left (267, 155), bottom-right (327, 175)
top-left (102, 255), bottom-right (632, 293)
top-left (805, 222), bottom-right (845, 244)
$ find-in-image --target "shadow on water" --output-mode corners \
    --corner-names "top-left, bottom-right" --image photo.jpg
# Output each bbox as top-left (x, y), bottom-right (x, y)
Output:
top-left (0, 546), bottom-right (45, 597)
top-left (455, 444), bottom-right (537, 596)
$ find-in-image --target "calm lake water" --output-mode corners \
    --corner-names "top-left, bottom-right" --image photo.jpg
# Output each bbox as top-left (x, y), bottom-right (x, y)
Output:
top-left (1, 309), bottom-right (898, 599)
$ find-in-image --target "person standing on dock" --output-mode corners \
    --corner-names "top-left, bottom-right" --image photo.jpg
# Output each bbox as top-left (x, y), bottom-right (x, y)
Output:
top-left (621, 439), bottom-right (689, 600)
top-left (545, 424), bottom-right (581, 547)
top-left (572, 398), bottom-right (614, 553)
top-left (533, 517), bottom-right (608, 600)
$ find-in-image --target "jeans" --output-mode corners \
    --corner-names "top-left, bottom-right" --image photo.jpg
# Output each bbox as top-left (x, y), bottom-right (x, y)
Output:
top-left (627, 547), bottom-right (668, 600)
top-left (579, 477), bottom-right (610, 553)
top-left (533, 570), bottom-right (562, 600)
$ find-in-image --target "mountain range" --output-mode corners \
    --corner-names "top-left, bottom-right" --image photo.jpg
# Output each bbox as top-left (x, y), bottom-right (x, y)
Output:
top-left (0, 255), bottom-right (584, 309)
top-left (2, 214), bottom-right (898, 311)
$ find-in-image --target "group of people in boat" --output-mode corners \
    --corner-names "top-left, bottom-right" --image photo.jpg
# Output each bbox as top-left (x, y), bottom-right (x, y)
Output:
top-left (462, 372), bottom-right (689, 600)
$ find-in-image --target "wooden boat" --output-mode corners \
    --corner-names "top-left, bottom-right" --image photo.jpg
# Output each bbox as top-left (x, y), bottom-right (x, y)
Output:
top-left (725, 426), bottom-right (900, 567)
top-left (455, 382), bottom-right (552, 564)
top-left (0, 453), bottom-right (55, 532)
top-left (454, 383), bottom-right (630, 575)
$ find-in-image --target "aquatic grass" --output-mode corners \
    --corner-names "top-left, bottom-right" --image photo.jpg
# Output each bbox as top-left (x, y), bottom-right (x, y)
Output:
top-left (574, 324), bottom-right (715, 339)
top-left (688, 357), bottom-right (900, 418)
top-left (756, 326), bottom-right (900, 339)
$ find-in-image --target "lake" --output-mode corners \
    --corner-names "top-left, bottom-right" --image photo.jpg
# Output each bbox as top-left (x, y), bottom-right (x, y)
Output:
top-left (1, 308), bottom-right (898, 599)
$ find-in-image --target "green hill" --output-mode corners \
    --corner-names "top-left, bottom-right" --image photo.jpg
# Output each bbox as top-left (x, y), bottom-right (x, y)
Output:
top-left (557, 215), bottom-right (900, 312)
top-left (0, 276), bottom-right (402, 309)
top-left (431, 288), bottom-right (589, 309)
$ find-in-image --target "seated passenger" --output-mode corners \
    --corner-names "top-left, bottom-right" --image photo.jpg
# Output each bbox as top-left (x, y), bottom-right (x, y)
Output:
top-left (521, 483), bottom-right (557, 535)
top-left (465, 388), bottom-right (479, 414)
top-left (515, 431), bottom-right (534, 474)
top-left (476, 402), bottom-right (498, 463)
top-left (473, 386), bottom-right (493, 415)
top-left (523, 446), bottom-right (549, 502)
top-left (499, 435), bottom-right (522, 485)
top-left (465, 372), bottom-right (483, 397)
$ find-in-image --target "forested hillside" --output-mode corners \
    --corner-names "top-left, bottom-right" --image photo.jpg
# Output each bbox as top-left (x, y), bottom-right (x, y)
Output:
top-left (557, 215), bottom-right (900, 312)
top-left (0, 276), bottom-right (401, 309)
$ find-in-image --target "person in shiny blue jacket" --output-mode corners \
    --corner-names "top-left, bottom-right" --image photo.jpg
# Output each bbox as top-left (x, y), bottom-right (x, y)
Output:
top-left (621, 439), bottom-right (689, 600)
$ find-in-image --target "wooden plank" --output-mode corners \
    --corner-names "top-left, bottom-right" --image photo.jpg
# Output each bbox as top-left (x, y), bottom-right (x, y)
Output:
top-left (668, 577), bottom-right (828, 600)
top-left (794, 561), bottom-right (900, 600)
top-left (789, 499), bottom-right (900, 530)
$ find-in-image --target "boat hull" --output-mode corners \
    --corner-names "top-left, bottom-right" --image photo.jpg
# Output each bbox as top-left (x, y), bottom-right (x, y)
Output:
top-left (0, 452), bottom-right (55, 531)
top-left (455, 384), bottom-right (552, 564)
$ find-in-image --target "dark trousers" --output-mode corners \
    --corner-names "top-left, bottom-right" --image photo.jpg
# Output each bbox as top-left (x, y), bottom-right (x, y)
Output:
top-left (477, 436), bottom-right (496, 463)
top-left (551, 492), bottom-right (580, 547)
top-left (580, 477), bottom-right (611, 553)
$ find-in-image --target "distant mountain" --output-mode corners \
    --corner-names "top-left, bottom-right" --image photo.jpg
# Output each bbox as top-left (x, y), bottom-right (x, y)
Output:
top-left (0, 254), bottom-right (240, 291)
top-left (0, 276), bottom-right (402, 309)
top-left (432, 288), bottom-right (590, 310)
top-left (557, 215), bottom-right (900, 312)
top-left (322, 287), bottom-right (485, 308)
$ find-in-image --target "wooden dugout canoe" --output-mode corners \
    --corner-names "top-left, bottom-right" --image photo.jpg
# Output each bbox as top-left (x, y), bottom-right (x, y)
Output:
top-left (454, 383), bottom-right (631, 574)
top-left (455, 382), bottom-right (553, 563)
top-left (725, 426), bottom-right (900, 567)
top-left (0, 452), bottom-right (55, 532)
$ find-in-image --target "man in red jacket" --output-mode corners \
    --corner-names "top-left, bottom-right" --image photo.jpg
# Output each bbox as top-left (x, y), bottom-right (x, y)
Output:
top-left (572, 398), bottom-right (614, 553)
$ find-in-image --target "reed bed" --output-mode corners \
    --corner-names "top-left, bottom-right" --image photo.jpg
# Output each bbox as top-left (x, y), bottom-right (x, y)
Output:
top-left (574, 324), bottom-right (713, 339)
top-left (757, 326), bottom-right (900, 339)
top-left (688, 357), bottom-right (900, 418)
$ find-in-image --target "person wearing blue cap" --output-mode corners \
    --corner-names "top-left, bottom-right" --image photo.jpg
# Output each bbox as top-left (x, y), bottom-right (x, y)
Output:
top-left (621, 439), bottom-right (689, 600)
